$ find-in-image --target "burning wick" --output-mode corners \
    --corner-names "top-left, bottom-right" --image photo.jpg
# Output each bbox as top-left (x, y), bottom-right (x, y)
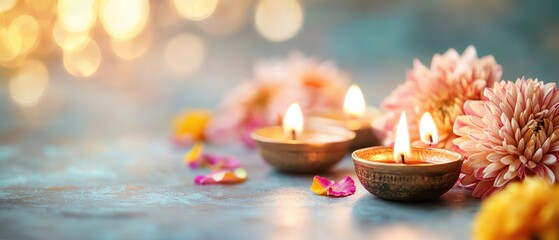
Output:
top-left (420, 112), bottom-right (438, 147)
top-left (291, 129), bottom-right (296, 141)
top-left (400, 153), bottom-right (406, 164)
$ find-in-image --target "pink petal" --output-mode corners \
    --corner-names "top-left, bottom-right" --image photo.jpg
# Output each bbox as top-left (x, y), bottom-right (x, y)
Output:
top-left (472, 181), bottom-right (495, 198)
top-left (311, 175), bottom-right (356, 197)
top-left (194, 168), bottom-right (248, 185)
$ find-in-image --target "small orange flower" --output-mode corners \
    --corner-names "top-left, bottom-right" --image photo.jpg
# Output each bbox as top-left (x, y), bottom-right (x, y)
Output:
top-left (172, 109), bottom-right (212, 146)
top-left (473, 177), bottom-right (559, 240)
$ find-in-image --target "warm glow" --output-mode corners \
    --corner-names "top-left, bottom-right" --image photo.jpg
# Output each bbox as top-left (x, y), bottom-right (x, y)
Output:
top-left (100, 0), bottom-right (149, 40)
top-left (419, 112), bottom-right (439, 145)
top-left (53, 21), bottom-right (91, 52)
top-left (0, 0), bottom-right (17, 13)
top-left (111, 28), bottom-right (152, 59)
top-left (57, 0), bottom-right (97, 33)
top-left (9, 15), bottom-right (40, 54)
top-left (282, 103), bottom-right (304, 140)
top-left (393, 112), bottom-right (411, 163)
top-left (255, 0), bottom-right (303, 42)
top-left (343, 84), bottom-right (366, 118)
top-left (0, 28), bottom-right (21, 62)
top-left (63, 39), bottom-right (101, 77)
top-left (164, 33), bottom-right (205, 77)
top-left (9, 60), bottom-right (49, 107)
top-left (173, 0), bottom-right (218, 21)
top-left (196, 0), bottom-right (248, 36)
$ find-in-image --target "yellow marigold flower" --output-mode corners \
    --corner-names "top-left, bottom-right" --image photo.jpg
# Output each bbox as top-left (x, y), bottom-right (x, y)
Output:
top-left (172, 109), bottom-right (212, 144)
top-left (473, 177), bottom-right (559, 240)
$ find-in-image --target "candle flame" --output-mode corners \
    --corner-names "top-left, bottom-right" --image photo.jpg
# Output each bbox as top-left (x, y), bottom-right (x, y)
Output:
top-left (283, 103), bottom-right (303, 140)
top-left (393, 111), bottom-right (411, 163)
top-left (343, 84), bottom-right (366, 118)
top-left (419, 112), bottom-right (438, 145)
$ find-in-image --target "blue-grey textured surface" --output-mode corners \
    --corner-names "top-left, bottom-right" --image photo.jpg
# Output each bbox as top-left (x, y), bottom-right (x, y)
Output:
top-left (2, 0), bottom-right (559, 239)
top-left (0, 138), bottom-right (479, 240)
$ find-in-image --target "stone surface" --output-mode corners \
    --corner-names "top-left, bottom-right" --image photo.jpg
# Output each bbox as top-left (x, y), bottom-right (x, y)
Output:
top-left (0, 137), bottom-right (479, 240)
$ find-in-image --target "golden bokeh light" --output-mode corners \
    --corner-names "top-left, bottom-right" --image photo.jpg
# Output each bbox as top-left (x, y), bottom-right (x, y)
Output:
top-left (53, 20), bottom-right (91, 52)
top-left (57, 0), bottom-right (97, 33)
top-left (100, 0), bottom-right (149, 40)
top-left (25, 0), bottom-right (57, 14)
top-left (35, 19), bottom-right (55, 56)
top-left (197, 0), bottom-right (248, 35)
top-left (173, 0), bottom-right (218, 21)
top-left (164, 33), bottom-right (205, 77)
top-left (255, 0), bottom-right (303, 42)
top-left (111, 28), bottom-right (153, 60)
top-left (0, 0), bottom-right (17, 13)
top-left (0, 27), bottom-right (21, 62)
top-left (9, 15), bottom-right (40, 54)
top-left (63, 39), bottom-right (101, 77)
top-left (0, 51), bottom-right (26, 68)
top-left (9, 59), bottom-right (49, 107)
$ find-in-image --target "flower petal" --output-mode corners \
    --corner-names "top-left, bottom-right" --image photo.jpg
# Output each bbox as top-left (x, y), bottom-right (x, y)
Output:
top-left (194, 168), bottom-right (248, 185)
top-left (185, 142), bottom-right (204, 168)
top-left (311, 175), bottom-right (356, 197)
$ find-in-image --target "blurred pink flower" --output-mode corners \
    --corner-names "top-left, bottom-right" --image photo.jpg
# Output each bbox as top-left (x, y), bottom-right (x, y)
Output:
top-left (454, 78), bottom-right (559, 198)
top-left (375, 46), bottom-right (502, 151)
top-left (207, 53), bottom-right (350, 147)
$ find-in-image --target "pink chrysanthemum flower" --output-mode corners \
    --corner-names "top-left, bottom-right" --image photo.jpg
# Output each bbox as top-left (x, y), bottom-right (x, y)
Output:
top-left (207, 53), bottom-right (349, 147)
top-left (376, 46), bottom-right (502, 151)
top-left (454, 78), bottom-right (559, 198)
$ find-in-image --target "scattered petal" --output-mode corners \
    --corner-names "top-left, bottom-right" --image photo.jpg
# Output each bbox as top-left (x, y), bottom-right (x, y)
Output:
top-left (194, 168), bottom-right (248, 185)
top-left (311, 175), bottom-right (356, 197)
top-left (185, 142), bottom-right (204, 168)
top-left (184, 143), bottom-right (242, 170)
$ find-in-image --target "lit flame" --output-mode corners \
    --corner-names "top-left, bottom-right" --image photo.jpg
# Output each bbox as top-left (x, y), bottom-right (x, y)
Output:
top-left (419, 112), bottom-right (439, 145)
top-left (282, 103), bottom-right (303, 140)
top-left (343, 84), bottom-right (366, 118)
top-left (393, 111), bottom-right (411, 163)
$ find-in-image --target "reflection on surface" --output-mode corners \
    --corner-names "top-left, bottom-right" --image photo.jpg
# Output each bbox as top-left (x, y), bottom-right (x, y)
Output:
top-left (370, 224), bottom-right (444, 240)
top-left (267, 188), bottom-right (310, 240)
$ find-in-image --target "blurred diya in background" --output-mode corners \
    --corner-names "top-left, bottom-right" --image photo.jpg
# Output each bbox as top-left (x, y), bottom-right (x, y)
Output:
top-left (310, 84), bottom-right (383, 150)
top-left (352, 111), bottom-right (463, 201)
top-left (252, 103), bottom-right (355, 173)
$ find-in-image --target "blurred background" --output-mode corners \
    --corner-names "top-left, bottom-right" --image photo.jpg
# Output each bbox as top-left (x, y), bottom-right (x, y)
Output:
top-left (1, 0), bottom-right (559, 144)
